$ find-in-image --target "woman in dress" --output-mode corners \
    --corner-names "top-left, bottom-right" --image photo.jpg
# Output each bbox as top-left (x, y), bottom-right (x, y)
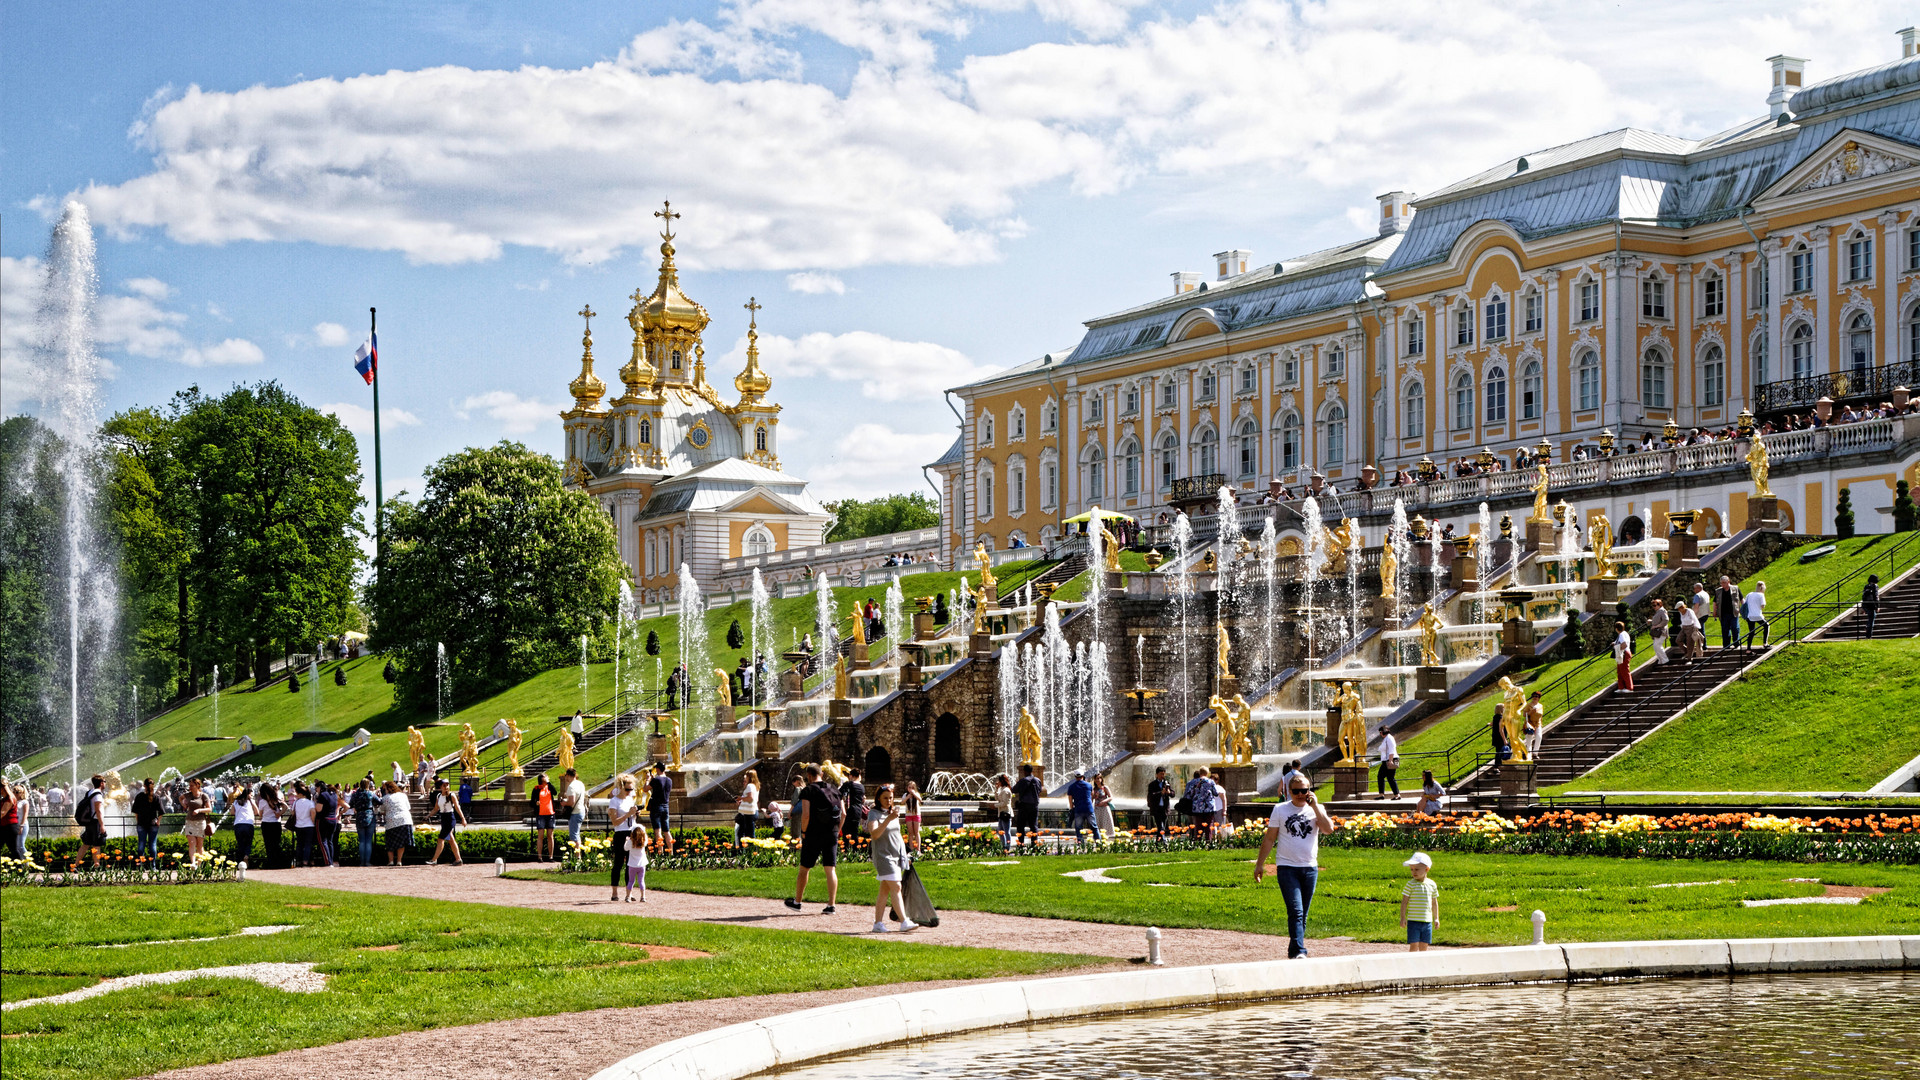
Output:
top-left (866, 785), bottom-right (916, 933)
top-left (255, 782), bottom-right (287, 869)
top-left (179, 777), bottom-right (212, 864)
top-left (427, 777), bottom-right (467, 866)
top-left (608, 773), bottom-right (638, 901)
top-left (1091, 773), bottom-right (1117, 839)
top-left (381, 781), bottom-right (414, 865)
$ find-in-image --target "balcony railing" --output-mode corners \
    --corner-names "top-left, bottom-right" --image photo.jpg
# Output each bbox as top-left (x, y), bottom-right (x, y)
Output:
top-left (1169, 473), bottom-right (1228, 505)
top-left (1754, 360), bottom-right (1919, 414)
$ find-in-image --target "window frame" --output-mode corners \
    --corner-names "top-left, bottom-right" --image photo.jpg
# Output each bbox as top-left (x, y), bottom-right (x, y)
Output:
top-left (1523, 291), bottom-right (1542, 333)
top-left (1577, 350), bottom-right (1600, 412)
top-left (1789, 321), bottom-right (1815, 380)
top-left (1158, 434), bottom-right (1179, 490)
top-left (1520, 360), bottom-right (1542, 421)
top-left (1846, 235), bottom-right (1873, 282)
top-left (1701, 345), bottom-right (1725, 407)
top-left (1702, 273), bottom-right (1724, 318)
top-left (1402, 381), bottom-right (1426, 438)
top-left (1279, 415), bottom-right (1301, 471)
top-left (1847, 313), bottom-right (1873, 375)
top-left (1484, 364), bottom-right (1508, 423)
top-left (1790, 246), bottom-right (1813, 294)
top-left (1641, 348), bottom-right (1668, 409)
top-left (1406, 316), bottom-right (1425, 356)
top-left (1454, 305), bottom-right (1474, 347)
top-left (1323, 405), bottom-right (1346, 468)
top-left (1236, 419), bottom-right (1259, 478)
top-left (1451, 372), bottom-right (1474, 431)
top-left (1578, 280), bottom-right (1600, 323)
top-left (1641, 276), bottom-right (1667, 320)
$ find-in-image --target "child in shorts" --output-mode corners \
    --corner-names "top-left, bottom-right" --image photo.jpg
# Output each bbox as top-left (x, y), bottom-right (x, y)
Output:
top-left (1399, 851), bottom-right (1438, 952)
top-left (624, 821), bottom-right (649, 903)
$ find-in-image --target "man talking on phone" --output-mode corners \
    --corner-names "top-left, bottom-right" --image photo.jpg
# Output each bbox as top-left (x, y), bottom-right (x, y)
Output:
top-left (1255, 774), bottom-right (1336, 958)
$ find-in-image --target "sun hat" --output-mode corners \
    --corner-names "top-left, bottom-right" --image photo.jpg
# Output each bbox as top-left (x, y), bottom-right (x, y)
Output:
top-left (1403, 852), bottom-right (1433, 868)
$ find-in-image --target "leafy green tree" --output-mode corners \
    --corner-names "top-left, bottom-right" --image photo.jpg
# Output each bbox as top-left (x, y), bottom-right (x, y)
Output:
top-left (1835, 486), bottom-right (1855, 540)
top-left (370, 442), bottom-right (625, 713)
top-left (823, 492), bottom-right (939, 543)
top-left (102, 407), bottom-right (195, 699)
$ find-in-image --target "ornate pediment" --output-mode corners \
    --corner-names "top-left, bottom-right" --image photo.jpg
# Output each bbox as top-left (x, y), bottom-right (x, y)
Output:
top-left (1790, 140), bottom-right (1916, 193)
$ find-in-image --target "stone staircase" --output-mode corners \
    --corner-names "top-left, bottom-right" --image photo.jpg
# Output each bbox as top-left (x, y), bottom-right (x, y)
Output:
top-left (1812, 565), bottom-right (1920, 640)
top-left (477, 713), bottom-right (635, 792)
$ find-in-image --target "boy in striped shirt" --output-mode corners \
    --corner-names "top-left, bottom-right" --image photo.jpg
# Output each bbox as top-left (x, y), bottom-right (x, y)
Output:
top-left (1399, 852), bottom-right (1439, 952)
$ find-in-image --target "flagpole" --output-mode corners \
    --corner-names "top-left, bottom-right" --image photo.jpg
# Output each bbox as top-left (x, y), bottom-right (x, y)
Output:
top-left (370, 306), bottom-right (384, 589)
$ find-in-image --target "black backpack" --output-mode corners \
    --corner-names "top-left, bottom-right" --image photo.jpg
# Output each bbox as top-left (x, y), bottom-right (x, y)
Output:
top-left (74, 791), bottom-right (95, 826)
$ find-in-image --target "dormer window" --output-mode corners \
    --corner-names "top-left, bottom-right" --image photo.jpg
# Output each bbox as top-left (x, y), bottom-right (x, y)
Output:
top-left (1847, 233), bottom-right (1874, 282)
top-left (1702, 273), bottom-right (1725, 318)
top-left (1523, 291), bottom-right (1542, 333)
top-left (1641, 276), bottom-right (1667, 320)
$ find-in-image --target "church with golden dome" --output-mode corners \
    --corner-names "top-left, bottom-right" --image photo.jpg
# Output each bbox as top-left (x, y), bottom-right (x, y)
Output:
top-left (561, 202), bottom-right (830, 602)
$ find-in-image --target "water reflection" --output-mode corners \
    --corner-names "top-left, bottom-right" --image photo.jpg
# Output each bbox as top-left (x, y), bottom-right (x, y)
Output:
top-left (771, 973), bottom-right (1916, 1080)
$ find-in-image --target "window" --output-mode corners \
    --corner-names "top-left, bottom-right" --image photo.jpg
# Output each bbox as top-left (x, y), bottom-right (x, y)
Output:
top-left (1577, 350), bottom-right (1600, 411)
top-left (1451, 372), bottom-right (1474, 430)
top-left (1579, 280), bottom-right (1600, 322)
top-left (1702, 346), bottom-right (1725, 407)
top-left (1043, 462), bottom-right (1057, 508)
top-left (1848, 313), bottom-right (1873, 375)
top-left (1323, 405), bottom-right (1346, 467)
top-left (1847, 234), bottom-right (1873, 282)
top-left (1909, 228), bottom-right (1920, 271)
top-left (1042, 403), bottom-right (1058, 432)
top-left (1406, 316), bottom-right (1425, 356)
top-left (1086, 394), bottom-right (1104, 423)
top-left (1239, 365), bottom-right (1256, 394)
top-left (1279, 415), bottom-right (1301, 471)
top-left (1523, 292), bottom-right (1542, 333)
top-left (743, 525), bottom-right (774, 557)
top-left (1521, 360), bottom-right (1542, 420)
top-left (1010, 408), bottom-right (1025, 441)
top-left (1327, 344), bottom-right (1345, 376)
top-left (639, 418), bottom-right (652, 445)
top-left (1790, 322), bottom-right (1814, 379)
top-left (1752, 258), bottom-right (1770, 308)
top-left (1120, 438), bottom-right (1141, 495)
top-left (1909, 303), bottom-right (1920, 362)
top-left (1082, 450), bottom-right (1102, 502)
top-left (1641, 277), bottom-right (1667, 319)
top-left (754, 426), bottom-right (767, 451)
top-left (1454, 305), bottom-right (1474, 346)
top-left (1641, 349), bottom-right (1667, 408)
top-left (1485, 365), bottom-right (1508, 423)
top-left (1158, 433), bottom-right (1179, 489)
top-left (978, 413), bottom-right (994, 446)
top-left (1197, 428), bottom-right (1218, 476)
top-left (1485, 295), bottom-right (1508, 341)
top-left (1402, 382), bottom-right (1425, 438)
top-left (1160, 380), bottom-right (1177, 408)
top-left (1702, 274), bottom-right (1724, 317)
top-left (1236, 419), bottom-right (1259, 478)
top-left (1009, 465), bottom-right (1026, 515)
top-left (978, 469), bottom-right (994, 519)
top-left (1199, 373), bottom-right (1217, 401)
top-left (1754, 333), bottom-right (1770, 384)
top-left (1281, 354), bottom-right (1299, 385)
top-left (1790, 246), bottom-right (1813, 293)
top-left (670, 349), bottom-right (682, 370)
top-left (1123, 387), bottom-right (1140, 415)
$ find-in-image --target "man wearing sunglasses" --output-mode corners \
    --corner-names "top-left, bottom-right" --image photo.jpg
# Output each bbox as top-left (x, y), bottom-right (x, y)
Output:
top-left (1255, 775), bottom-right (1336, 958)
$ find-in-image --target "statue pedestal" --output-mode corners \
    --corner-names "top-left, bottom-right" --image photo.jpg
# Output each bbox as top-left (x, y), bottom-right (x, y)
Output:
top-left (1746, 494), bottom-right (1781, 532)
top-left (850, 641), bottom-right (870, 670)
top-left (1019, 765), bottom-right (1046, 789)
top-left (1501, 617), bottom-right (1539, 657)
top-left (1367, 595), bottom-right (1393, 629)
top-left (1492, 538), bottom-right (1515, 570)
top-left (1415, 665), bottom-right (1450, 702)
top-left (899, 661), bottom-right (922, 691)
top-left (969, 631), bottom-right (994, 660)
top-left (667, 770), bottom-right (688, 815)
top-left (828, 698), bottom-right (854, 727)
top-left (1104, 570), bottom-right (1126, 593)
top-left (504, 775), bottom-right (525, 800)
top-left (714, 704), bottom-right (737, 731)
top-left (1408, 568), bottom-right (1438, 605)
top-left (1450, 555), bottom-right (1479, 592)
top-left (982, 582), bottom-right (999, 605)
top-left (647, 734), bottom-right (673, 766)
top-left (1524, 519), bottom-right (1556, 552)
top-left (754, 728), bottom-right (783, 760)
top-left (1668, 532), bottom-right (1700, 570)
top-left (1498, 761), bottom-right (1537, 814)
top-left (1127, 713), bottom-right (1156, 752)
top-left (1323, 707), bottom-right (1341, 751)
top-left (1411, 539), bottom-right (1434, 569)
top-left (1331, 764), bottom-right (1370, 802)
top-left (780, 651), bottom-right (809, 697)
top-left (1586, 577), bottom-right (1619, 607)
top-left (1213, 763), bottom-right (1257, 805)
top-left (914, 610), bottom-right (937, 641)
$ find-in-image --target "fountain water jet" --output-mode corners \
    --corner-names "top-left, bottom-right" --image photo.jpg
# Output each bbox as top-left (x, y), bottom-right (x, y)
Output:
top-left (750, 569), bottom-right (777, 705)
top-left (435, 642), bottom-right (449, 722)
top-left (677, 564), bottom-right (712, 733)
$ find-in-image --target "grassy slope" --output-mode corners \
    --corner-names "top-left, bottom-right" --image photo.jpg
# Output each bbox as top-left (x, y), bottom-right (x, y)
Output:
top-left (516, 846), bottom-right (1920, 946)
top-left (1735, 534), bottom-right (1918, 609)
top-left (1555, 639), bottom-right (1920, 793)
top-left (0, 880), bottom-right (1091, 1080)
top-left (1052, 550), bottom-right (1155, 602)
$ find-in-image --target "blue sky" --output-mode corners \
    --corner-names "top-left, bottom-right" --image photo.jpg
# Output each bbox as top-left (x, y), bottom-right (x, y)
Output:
top-left (5, 0), bottom-right (1912, 513)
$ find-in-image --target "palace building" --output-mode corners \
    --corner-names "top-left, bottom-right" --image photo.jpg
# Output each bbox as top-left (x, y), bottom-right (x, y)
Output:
top-left (934, 32), bottom-right (1920, 557)
top-left (560, 204), bottom-right (829, 601)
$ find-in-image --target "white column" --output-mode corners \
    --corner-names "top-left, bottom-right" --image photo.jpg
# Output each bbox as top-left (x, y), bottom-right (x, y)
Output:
top-left (1881, 211), bottom-right (1902, 369)
top-left (1810, 225), bottom-right (1832, 373)
top-left (1543, 270), bottom-right (1563, 436)
top-left (1765, 239), bottom-right (1784, 391)
top-left (1676, 261), bottom-right (1694, 424)
top-left (1258, 353), bottom-right (1272, 480)
top-left (1064, 391), bottom-right (1081, 512)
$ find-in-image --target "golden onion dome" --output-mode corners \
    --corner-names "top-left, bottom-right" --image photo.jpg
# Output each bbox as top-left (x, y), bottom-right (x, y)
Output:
top-left (735, 297), bottom-right (773, 403)
top-left (568, 304), bottom-right (607, 408)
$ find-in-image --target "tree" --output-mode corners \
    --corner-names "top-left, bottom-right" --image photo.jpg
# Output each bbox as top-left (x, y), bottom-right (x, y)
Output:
top-left (370, 442), bottom-right (625, 713)
top-left (823, 492), bottom-right (939, 543)
top-left (726, 619), bottom-right (745, 650)
top-left (102, 407), bottom-right (194, 699)
top-left (1894, 479), bottom-right (1916, 533)
top-left (1835, 486), bottom-right (1855, 540)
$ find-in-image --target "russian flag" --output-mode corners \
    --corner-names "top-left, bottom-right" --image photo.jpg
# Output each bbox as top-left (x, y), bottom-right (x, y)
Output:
top-left (354, 334), bottom-right (377, 385)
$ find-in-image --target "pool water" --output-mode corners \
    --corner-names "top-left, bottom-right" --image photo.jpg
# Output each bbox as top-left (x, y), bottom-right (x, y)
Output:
top-left (770, 972), bottom-right (1918, 1080)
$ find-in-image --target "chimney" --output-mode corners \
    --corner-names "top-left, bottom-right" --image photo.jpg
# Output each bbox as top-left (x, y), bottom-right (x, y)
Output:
top-left (1377, 191), bottom-right (1414, 236)
top-left (1767, 54), bottom-right (1807, 118)
top-left (1902, 27), bottom-right (1918, 58)
top-left (1213, 250), bottom-right (1252, 281)
top-left (1172, 271), bottom-right (1202, 295)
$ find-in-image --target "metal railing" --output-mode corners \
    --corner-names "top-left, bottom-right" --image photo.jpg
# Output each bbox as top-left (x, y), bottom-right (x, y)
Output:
top-left (1754, 361), bottom-right (1920, 414)
top-left (1771, 532), bottom-right (1920, 643)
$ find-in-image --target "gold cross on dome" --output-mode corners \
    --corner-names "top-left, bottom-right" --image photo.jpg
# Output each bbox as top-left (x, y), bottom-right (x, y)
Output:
top-left (654, 200), bottom-right (680, 241)
top-left (744, 296), bottom-right (761, 328)
top-left (579, 304), bottom-right (595, 329)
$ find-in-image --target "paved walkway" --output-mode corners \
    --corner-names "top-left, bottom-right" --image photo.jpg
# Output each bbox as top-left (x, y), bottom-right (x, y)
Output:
top-left (146, 863), bottom-right (1401, 1080)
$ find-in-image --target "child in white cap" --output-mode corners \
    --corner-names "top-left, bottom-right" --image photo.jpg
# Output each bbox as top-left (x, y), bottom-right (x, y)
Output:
top-left (1399, 852), bottom-right (1438, 952)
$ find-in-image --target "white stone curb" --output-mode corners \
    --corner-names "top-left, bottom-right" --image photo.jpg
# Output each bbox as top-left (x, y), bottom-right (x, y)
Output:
top-left (590, 936), bottom-right (1920, 1080)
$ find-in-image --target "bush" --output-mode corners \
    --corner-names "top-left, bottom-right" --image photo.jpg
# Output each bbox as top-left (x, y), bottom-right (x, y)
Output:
top-left (1836, 486), bottom-right (1856, 539)
top-left (1894, 480), bottom-right (1916, 533)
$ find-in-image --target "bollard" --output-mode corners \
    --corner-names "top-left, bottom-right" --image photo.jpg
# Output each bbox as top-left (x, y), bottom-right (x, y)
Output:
top-left (1531, 909), bottom-right (1547, 945)
top-left (237, 860), bottom-right (247, 882)
top-left (495, 857), bottom-right (507, 877)
top-left (1146, 926), bottom-right (1163, 966)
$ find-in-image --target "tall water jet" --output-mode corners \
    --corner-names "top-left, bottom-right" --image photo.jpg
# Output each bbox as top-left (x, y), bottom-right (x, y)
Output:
top-left (306, 650), bottom-right (323, 729)
top-left (750, 569), bottom-right (776, 705)
top-left (1389, 499), bottom-right (1412, 623)
top-left (615, 581), bottom-right (632, 719)
top-left (676, 564), bottom-right (711, 733)
top-left (813, 571), bottom-right (835, 654)
top-left (435, 642), bottom-right (449, 722)
top-left (1259, 516), bottom-right (1278, 680)
top-left (1300, 496), bottom-right (1324, 674)
top-left (1478, 502), bottom-right (1493, 572)
top-left (998, 641), bottom-right (1023, 776)
top-left (211, 665), bottom-right (221, 738)
top-left (1169, 513), bottom-right (1195, 741)
top-left (882, 578), bottom-right (904, 666)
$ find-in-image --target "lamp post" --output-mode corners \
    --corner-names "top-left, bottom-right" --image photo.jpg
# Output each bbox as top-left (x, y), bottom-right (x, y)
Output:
top-left (1736, 408), bottom-right (1755, 438)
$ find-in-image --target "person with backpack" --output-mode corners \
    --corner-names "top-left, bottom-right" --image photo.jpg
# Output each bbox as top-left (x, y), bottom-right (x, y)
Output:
top-left (1182, 766), bottom-right (1219, 841)
top-left (1011, 764), bottom-right (1043, 849)
top-left (785, 764), bottom-right (841, 915)
top-left (838, 768), bottom-right (867, 844)
top-left (646, 762), bottom-right (675, 854)
top-left (75, 775), bottom-right (107, 867)
top-left (349, 779), bottom-right (379, 866)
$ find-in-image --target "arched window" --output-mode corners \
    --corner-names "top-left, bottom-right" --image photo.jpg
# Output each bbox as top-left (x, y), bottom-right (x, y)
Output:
top-left (1701, 346), bottom-right (1725, 407)
top-left (639, 419), bottom-right (652, 445)
top-left (977, 467), bottom-right (994, 520)
top-left (1083, 447), bottom-right (1104, 501)
top-left (1236, 419), bottom-right (1259, 478)
top-left (1577, 350), bottom-right (1600, 411)
top-left (1790, 322), bottom-right (1815, 380)
top-left (1402, 382), bottom-right (1425, 438)
top-left (1753, 333), bottom-right (1770, 385)
top-left (1197, 428), bottom-right (1218, 476)
top-left (1451, 372), bottom-right (1474, 430)
top-left (743, 525), bottom-right (775, 557)
top-left (1520, 360), bottom-right (1542, 420)
top-left (670, 349), bottom-right (682, 370)
top-left (1323, 405), bottom-right (1347, 467)
top-left (1641, 348), bottom-right (1668, 409)
top-left (1485, 365), bottom-right (1508, 423)
top-left (1278, 415), bottom-right (1301, 471)
top-left (1119, 438), bottom-right (1141, 495)
top-left (1158, 432), bottom-right (1180, 489)
top-left (754, 426), bottom-right (768, 451)
top-left (1848, 313), bottom-right (1873, 376)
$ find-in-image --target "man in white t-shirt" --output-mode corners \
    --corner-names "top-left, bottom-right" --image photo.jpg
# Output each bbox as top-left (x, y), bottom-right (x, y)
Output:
top-left (1375, 730), bottom-right (1400, 798)
top-left (1255, 772), bottom-right (1335, 959)
top-left (1742, 580), bottom-right (1769, 649)
top-left (562, 768), bottom-right (589, 848)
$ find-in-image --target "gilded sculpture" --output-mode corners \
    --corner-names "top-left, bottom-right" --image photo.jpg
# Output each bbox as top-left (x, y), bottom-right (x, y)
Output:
top-left (1530, 458), bottom-right (1551, 522)
top-left (816, 758), bottom-right (848, 785)
top-left (1323, 518), bottom-right (1356, 575)
top-left (1335, 680), bottom-right (1367, 765)
top-left (1590, 512), bottom-right (1615, 579)
top-left (1096, 517), bottom-right (1123, 572)
top-left (555, 727), bottom-right (576, 775)
top-left (1746, 435), bottom-right (1772, 498)
top-left (667, 714), bottom-right (684, 769)
top-left (1499, 676), bottom-right (1530, 763)
top-left (1215, 624), bottom-right (1233, 680)
top-left (1209, 693), bottom-right (1237, 765)
top-left (1378, 542), bottom-right (1397, 598)
top-left (1415, 603), bottom-right (1444, 667)
top-left (975, 542), bottom-right (997, 590)
top-left (1018, 706), bottom-right (1043, 766)
top-left (457, 723), bottom-right (481, 778)
top-left (504, 718), bottom-right (524, 777)
top-left (714, 666), bottom-right (733, 708)
top-left (848, 602), bottom-right (867, 647)
top-left (971, 582), bottom-right (990, 634)
top-left (833, 654), bottom-right (851, 700)
top-left (1231, 693), bottom-right (1256, 765)
top-left (406, 725), bottom-right (428, 775)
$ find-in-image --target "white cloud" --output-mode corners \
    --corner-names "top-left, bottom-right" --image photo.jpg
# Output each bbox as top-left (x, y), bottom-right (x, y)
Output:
top-left (733, 329), bottom-right (996, 401)
top-left (455, 390), bottom-right (561, 434)
top-left (177, 338), bottom-right (266, 367)
top-left (322, 401), bottom-right (423, 434)
top-left (312, 321), bottom-right (350, 347)
top-left (785, 271), bottom-right (846, 294)
top-left (803, 421), bottom-right (954, 500)
top-left (123, 276), bottom-right (171, 300)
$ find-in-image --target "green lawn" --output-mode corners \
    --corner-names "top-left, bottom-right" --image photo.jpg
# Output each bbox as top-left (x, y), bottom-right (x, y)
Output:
top-left (1555, 640), bottom-right (1920, 794)
top-left (1736, 534), bottom-right (1920, 610)
top-left (0, 881), bottom-right (1092, 1080)
top-left (513, 846), bottom-right (1920, 946)
top-left (1053, 550), bottom-right (1155, 602)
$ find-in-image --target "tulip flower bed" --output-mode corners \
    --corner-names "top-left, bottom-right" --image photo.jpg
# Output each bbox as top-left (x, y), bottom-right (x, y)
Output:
top-left (0, 851), bottom-right (243, 886)
top-left (1333, 810), bottom-right (1920, 864)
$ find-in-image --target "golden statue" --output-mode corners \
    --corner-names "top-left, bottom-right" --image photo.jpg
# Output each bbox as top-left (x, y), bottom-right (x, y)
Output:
top-left (504, 719), bottom-right (524, 777)
top-left (1209, 693), bottom-right (1237, 765)
top-left (1230, 694), bottom-right (1256, 765)
top-left (1216, 624), bottom-right (1233, 680)
top-left (1590, 513), bottom-right (1615, 579)
top-left (1323, 518), bottom-right (1356, 575)
top-left (847, 601), bottom-right (867, 647)
top-left (713, 666), bottom-right (733, 708)
top-left (832, 654), bottom-right (851, 700)
top-left (667, 714), bottom-right (684, 769)
top-left (1746, 435), bottom-right (1772, 498)
top-left (1499, 676), bottom-right (1530, 763)
top-left (1096, 518), bottom-right (1123, 572)
top-left (1335, 681), bottom-right (1367, 765)
top-left (1017, 706), bottom-right (1043, 767)
top-left (555, 727), bottom-right (576, 774)
top-left (970, 582), bottom-right (990, 634)
top-left (457, 723), bottom-right (481, 777)
top-left (1378, 543), bottom-right (1398, 598)
top-left (817, 758), bottom-right (848, 785)
top-left (1415, 603), bottom-right (1444, 667)
top-left (1530, 458), bottom-right (1551, 522)
top-left (974, 542), bottom-right (996, 590)
top-left (406, 725), bottom-right (428, 774)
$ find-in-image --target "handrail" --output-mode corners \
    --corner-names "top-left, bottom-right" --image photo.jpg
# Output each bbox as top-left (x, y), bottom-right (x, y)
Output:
top-left (1402, 641), bottom-right (1612, 785)
top-left (1772, 532), bottom-right (1920, 636)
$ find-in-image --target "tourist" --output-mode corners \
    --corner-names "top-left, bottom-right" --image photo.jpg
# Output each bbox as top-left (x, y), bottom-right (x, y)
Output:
top-left (789, 774), bottom-right (806, 836)
top-left (735, 769), bottom-right (761, 849)
top-left (608, 773), bottom-right (638, 900)
top-left (1648, 599), bottom-right (1671, 664)
top-left (1676, 600), bottom-right (1702, 661)
top-left (786, 763), bottom-right (841, 914)
top-left (257, 782), bottom-right (288, 868)
top-left (350, 779), bottom-right (378, 866)
top-left (838, 767), bottom-right (867, 845)
top-left (1182, 766), bottom-right (1219, 842)
top-left (646, 762), bottom-right (675, 853)
top-left (316, 780), bottom-right (341, 866)
top-left (0, 781), bottom-right (23, 860)
top-left (1146, 766), bottom-right (1172, 837)
top-left (1398, 852), bottom-right (1440, 952)
top-left (866, 784), bottom-right (916, 932)
top-left (1092, 773), bottom-right (1116, 839)
top-left (562, 767), bottom-right (588, 849)
top-left (71, 776), bottom-right (106, 867)
top-left (428, 777), bottom-right (467, 867)
top-left (1714, 575), bottom-right (1742, 650)
top-left (1525, 692), bottom-right (1546, 759)
top-left (1743, 581), bottom-right (1770, 648)
top-left (132, 778), bottom-right (163, 859)
top-left (290, 782), bottom-right (318, 867)
top-left (902, 779), bottom-right (923, 853)
top-left (228, 782), bottom-right (255, 866)
top-left (1375, 729), bottom-right (1400, 798)
top-left (381, 781), bottom-right (413, 865)
top-left (45, 783), bottom-right (66, 820)
top-left (623, 813), bottom-right (649, 903)
top-left (531, 773), bottom-right (556, 861)
top-left (1211, 772), bottom-right (1230, 833)
top-left (1612, 621), bottom-right (1635, 691)
top-left (1490, 706), bottom-right (1510, 765)
top-left (1861, 574), bottom-right (1881, 639)
top-left (1011, 764), bottom-right (1043, 849)
top-left (993, 773), bottom-right (1014, 850)
top-left (180, 777), bottom-right (212, 865)
top-left (1689, 581), bottom-right (1711, 641)
top-left (1066, 772), bottom-right (1095, 844)
top-left (765, 795), bottom-right (785, 840)
top-left (1415, 770), bottom-right (1445, 815)
top-left (457, 775), bottom-right (475, 818)
top-left (1254, 773), bottom-right (1335, 959)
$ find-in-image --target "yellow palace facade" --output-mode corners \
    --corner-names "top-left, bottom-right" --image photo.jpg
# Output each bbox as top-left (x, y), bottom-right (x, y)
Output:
top-left (935, 33), bottom-right (1920, 557)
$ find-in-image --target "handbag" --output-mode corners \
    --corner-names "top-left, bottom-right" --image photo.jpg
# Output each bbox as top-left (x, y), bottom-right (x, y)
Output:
top-left (1174, 796), bottom-right (1193, 815)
